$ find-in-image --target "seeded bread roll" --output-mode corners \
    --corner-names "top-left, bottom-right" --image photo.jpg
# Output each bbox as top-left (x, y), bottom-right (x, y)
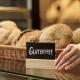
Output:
top-left (13, 29), bottom-right (41, 47)
top-left (39, 23), bottom-right (73, 49)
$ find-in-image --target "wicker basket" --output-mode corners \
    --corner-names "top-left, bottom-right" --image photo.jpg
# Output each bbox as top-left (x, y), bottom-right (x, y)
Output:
top-left (0, 45), bottom-right (63, 61)
top-left (0, 45), bottom-right (26, 61)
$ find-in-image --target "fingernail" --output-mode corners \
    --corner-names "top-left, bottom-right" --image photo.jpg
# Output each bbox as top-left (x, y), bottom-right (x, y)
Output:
top-left (65, 67), bottom-right (69, 70)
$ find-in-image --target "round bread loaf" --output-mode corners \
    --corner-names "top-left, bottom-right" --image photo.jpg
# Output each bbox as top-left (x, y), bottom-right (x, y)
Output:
top-left (39, 23), bottom-right (73, 49)
top-left (14, 29), bottom-right (41, 47)
top-left (72, 28), bottom-right (80, 44)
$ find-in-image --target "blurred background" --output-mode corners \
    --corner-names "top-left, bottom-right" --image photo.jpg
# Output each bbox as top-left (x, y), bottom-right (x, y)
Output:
top-left (40, 0), bottom-right (80, 30)
top-left (0, 0), bottom-right (79, 30)
top-left (0, 0), bottom-right (27, 30)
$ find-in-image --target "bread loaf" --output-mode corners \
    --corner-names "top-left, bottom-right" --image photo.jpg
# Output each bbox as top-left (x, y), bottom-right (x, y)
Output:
top-left (39, 23), bottom-right (73, 49)
top-left (0, 20), bottom-right (21, 45)
top-left (72, 28), bottom-right (80, 44)
top-left (13, 29), bottom-right (41, 47)
top-left (12, 23), bottom-right (73, 50)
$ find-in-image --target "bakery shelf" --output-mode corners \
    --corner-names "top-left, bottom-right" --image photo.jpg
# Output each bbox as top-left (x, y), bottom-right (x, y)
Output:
top-left (0, 6), bottom-right (27, 20)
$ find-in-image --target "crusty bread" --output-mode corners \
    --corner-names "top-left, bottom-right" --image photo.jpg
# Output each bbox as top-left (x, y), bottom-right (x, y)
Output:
top-left (0, 20), bottom-right (21, 45)
top-left (14, 29), bottom-right (41, 47)
top-left (39, 23), bottom-right (73, 49)
top-left (12, 23), bottom-right (73, 49)
top-left (0, 28), bottom-right (11, 44)
top-left (0, 20), bottom-right (18, 30)
top-left (4, 28), bottom-right (21, 45)
top-left (71, 28), bottom-right (80, 44)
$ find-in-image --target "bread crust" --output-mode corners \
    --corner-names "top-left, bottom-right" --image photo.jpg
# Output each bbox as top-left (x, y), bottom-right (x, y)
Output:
top-left (15, 29), bottom-right (41, 47)
top-left (0, 20), bottom-right (21, 45)
top-left (72, 28), bottom-right (80, 44)
top-left (39, 23), bottom-right (73, 49)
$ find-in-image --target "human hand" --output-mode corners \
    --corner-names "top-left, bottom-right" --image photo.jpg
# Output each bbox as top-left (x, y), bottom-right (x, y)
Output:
top-left (54, 44), bottom-right (80, 71)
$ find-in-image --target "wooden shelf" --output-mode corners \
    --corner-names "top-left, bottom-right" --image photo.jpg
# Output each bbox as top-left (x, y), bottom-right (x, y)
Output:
top-left (0, 6), bottom-right (27, 20)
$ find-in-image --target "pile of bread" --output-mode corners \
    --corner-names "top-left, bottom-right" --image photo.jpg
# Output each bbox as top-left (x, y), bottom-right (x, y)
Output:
top-left (0, 20), bottom-right (80, 51)
top-left (10, 22), bottom-right (75, 49)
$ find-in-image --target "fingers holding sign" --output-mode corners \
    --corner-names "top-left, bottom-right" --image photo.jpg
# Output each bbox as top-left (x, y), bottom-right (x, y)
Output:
top-left (54, 44), bottom-right (80, 71)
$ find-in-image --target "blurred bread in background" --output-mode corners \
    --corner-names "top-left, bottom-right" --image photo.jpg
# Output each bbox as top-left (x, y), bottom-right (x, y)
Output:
top-left (45, 0), bottom-right (80, 24)
top-left (45, 0), bottom-right (60, 23)
top-left (0, 20), bottom-right (21, 45)
top-left (60, 0), bottom-right (72, 11)
top-left (59, 0), bottom-right (80, 23)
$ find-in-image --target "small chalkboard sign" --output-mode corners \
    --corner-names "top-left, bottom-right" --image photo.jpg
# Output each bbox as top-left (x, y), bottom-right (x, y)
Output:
top-left (27, 42), bottom-right (55, 60)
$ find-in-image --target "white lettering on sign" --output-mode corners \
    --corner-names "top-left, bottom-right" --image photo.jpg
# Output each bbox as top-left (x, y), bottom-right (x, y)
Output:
top-left (29, 47), bottom-right (53, 55)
